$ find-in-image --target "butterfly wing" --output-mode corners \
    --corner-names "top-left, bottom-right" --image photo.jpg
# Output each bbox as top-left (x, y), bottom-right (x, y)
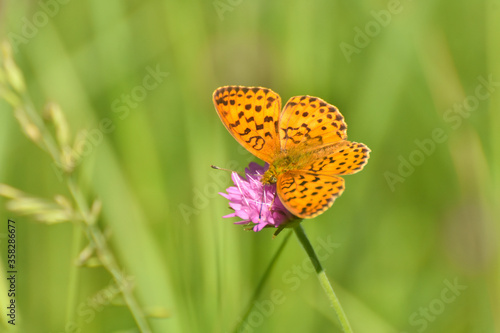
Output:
top-left (304, 141), bottom-right (371, 176)
top-left (277, 142), bottom-right (370, 218)
top-left (279, 95), bottom-right (347, 151)
top-left (213, 86), bottom-right (282, 163)
top-left (277, 172), bottom-right (345, 218)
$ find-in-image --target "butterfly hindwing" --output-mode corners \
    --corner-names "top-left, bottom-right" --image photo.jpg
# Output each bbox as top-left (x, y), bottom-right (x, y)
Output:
top-left (304, 141), bottom-right (371, 176)
top-left (277, 172), bottom-right (345, 218)
top-left (213, 86), bottom-right (281, 163)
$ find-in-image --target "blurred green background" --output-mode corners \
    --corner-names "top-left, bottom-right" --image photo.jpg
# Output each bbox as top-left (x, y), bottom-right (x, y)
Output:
top-left (0, 0), bottom-right (499, 332)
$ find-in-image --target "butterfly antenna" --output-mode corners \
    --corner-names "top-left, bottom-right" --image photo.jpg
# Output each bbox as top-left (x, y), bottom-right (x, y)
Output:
top-left (211, 165), bottom-right (231, 171)
top-left (211, 165), bottom-right (245, 178)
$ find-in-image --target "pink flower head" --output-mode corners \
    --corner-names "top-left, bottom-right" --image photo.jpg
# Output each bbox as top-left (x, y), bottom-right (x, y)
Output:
top-left (219, 162), bottom-right (296, 232)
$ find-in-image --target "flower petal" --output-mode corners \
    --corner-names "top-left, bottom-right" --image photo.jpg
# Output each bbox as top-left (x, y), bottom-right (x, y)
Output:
top-left (219, 162), bottom-right (295, 232)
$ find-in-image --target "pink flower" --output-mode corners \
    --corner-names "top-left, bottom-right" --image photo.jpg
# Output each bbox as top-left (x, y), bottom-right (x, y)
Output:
top-left (219, 162), bottom-right (296, 232)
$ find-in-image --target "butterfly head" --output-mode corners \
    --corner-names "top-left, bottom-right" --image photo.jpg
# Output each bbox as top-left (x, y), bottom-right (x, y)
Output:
top-left (261, 166), bottom-right (278, 185)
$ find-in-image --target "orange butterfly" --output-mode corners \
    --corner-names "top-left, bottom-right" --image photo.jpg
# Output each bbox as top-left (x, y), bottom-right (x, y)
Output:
top-left (213, 86), bottom-right (370, 219)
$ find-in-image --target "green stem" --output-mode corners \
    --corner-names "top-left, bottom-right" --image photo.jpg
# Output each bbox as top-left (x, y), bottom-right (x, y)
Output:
top-left (67, 176), bottom-right (152, 333)
top-left (293, 224), bottom-right (353, 333)
top-left (1, 44), bottom-right (151, 332)
top-left (233, 231), bottom-right (292, 333)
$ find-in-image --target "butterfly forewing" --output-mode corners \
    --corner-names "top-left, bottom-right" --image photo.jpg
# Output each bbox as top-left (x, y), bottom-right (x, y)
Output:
top-left (277, 172), bottom-right (345, 218)
top-left (213, 86), bottom-right (281, 163)
top-left (279, 95), bottom-right (347, 151)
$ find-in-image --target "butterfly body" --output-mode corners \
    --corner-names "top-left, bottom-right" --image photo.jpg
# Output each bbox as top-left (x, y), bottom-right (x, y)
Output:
top-left (261, 141), bottom-right (342, 182)
top-left (261, 148), bottom-right (309, 184)
top-left (213, 86), bottom-right (370, 219)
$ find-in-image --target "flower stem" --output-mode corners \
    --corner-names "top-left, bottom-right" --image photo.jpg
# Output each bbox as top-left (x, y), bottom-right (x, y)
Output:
top-left (293, 225), bottom-right (353, 333)
top-left (233, 231), bottom-right (292, 333)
